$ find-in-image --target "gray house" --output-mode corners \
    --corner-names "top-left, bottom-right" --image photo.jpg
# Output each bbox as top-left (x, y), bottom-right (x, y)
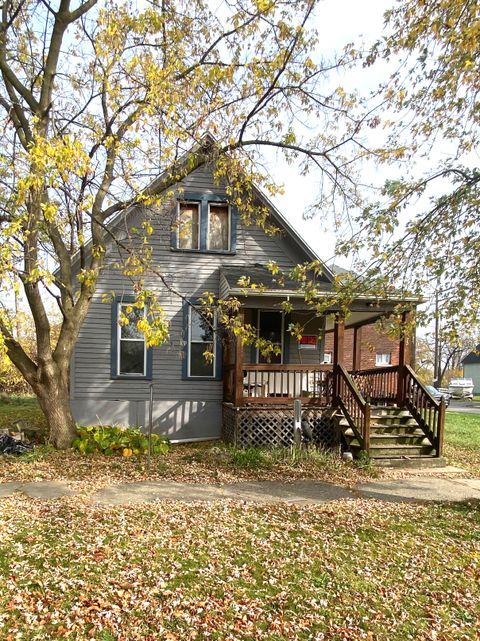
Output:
top-left (461, 346), bottom-right (480, 392)
top-left (71, 160), bottom-right (329, 441)
top-left (71, 155), bottom-right (445, 460)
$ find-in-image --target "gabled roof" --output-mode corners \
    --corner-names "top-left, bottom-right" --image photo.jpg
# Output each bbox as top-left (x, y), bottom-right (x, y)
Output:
top-left (461, 345), bottom-right (480, 365)
top-left (65, 134), bottom-right (335, 284)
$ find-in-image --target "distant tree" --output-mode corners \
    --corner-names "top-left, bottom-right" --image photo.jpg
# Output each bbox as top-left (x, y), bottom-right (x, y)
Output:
top-left (337, 0), bottom-right (480, 334)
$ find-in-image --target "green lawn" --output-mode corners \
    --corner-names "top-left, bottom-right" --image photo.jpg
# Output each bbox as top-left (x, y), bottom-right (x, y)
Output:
top-left (0, 394), bottom-right (46, 432)
top-left (1, 398), bottom-right (480, 640)
top-left (444, 412), bottom-right (480, 475)
top-left (0, 498), bottom-right (479, 641)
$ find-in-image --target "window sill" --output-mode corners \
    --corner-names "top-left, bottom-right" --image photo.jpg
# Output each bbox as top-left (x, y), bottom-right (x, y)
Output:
top-left (182, 375), bottom-right (222, 382)
top-left (110, 374), bottom-right (153, 381)
top-left (170, 247), bottom-right (236, 256)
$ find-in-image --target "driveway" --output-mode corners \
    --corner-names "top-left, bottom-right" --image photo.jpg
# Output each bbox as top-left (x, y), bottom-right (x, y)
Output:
top-left (448, 399), bottom-right (480, 414)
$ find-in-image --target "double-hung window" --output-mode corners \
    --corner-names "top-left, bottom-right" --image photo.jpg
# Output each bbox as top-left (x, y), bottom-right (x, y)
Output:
top-left (111, 299), bottom-right (153, 379)
top-left (376, 352), bottom-right (392, 366)
top-left (186, 307), bottom-right (217, 378)
top-left (118, 304), bottom-right (146, 375)
top-left (173, 194), bottom-right (235, 254)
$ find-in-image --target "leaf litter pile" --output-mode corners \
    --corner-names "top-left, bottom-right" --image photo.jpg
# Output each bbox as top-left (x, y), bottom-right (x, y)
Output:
top-left (0, 496), bottom-right (479, 640)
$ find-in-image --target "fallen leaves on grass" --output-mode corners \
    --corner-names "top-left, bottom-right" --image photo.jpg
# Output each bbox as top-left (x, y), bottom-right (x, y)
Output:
top-left (0, 443), bottom-right (375, 491)
top-left (0, 497), bottom-right (479, 640)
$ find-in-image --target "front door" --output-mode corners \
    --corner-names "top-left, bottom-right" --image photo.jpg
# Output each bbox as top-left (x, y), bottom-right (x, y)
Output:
top-left (257, 310), bottom-right (284, 363)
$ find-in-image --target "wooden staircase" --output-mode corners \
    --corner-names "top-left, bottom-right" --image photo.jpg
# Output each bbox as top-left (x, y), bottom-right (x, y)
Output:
top-left (335, 364), bottom-right (445, 461)
top-left (339, 406), bottom-right (437, 460)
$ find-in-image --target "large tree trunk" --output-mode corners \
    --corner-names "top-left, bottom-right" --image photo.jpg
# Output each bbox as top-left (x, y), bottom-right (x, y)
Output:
top-left (34, 366), bottom-right (77, 450)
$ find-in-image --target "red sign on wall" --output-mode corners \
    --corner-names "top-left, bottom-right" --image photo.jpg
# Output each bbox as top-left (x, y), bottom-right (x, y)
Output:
top-left (298, 335), bottom-right (317, 349)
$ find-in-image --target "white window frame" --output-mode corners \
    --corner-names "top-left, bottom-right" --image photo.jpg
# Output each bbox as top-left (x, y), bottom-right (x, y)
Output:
top-left (117, 303), bottom-right (147, 377)
top-left (375, 352), bottom-right (392, 367)
top-left (177, 201), bottom-right (200, 250)
top-left (256, 309), bottom-right (284, 364)
top-left (187, 307), bottom-right (217, 378)
top-left (207, 202), bottom-right (231, 252)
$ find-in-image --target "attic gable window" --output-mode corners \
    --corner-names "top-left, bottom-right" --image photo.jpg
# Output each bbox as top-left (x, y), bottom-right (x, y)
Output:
top-left (208, 203), bottom-right (230, 251)
top-left (178, 202), bottom-right (200, 250)
top-left (172, 193), bottom-right (236, 254)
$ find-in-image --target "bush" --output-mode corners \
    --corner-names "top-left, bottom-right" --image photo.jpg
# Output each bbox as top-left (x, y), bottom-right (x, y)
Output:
top-left (73, 425), bottom-right (169, 456)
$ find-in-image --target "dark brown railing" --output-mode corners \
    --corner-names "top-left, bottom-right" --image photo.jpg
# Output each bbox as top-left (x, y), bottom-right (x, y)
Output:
top-left (336, 364), bottom-right (371, 452)
top-left (240, 364), bottom-right (333, 405)
top-left (402, 365), bottom-right (445, 456)
top-left (351, 366), bottom-right (399, 403)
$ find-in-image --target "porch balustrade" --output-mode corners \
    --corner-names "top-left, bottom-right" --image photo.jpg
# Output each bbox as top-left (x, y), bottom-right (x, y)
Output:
top-left (224, 363), bottom-right (334, 406)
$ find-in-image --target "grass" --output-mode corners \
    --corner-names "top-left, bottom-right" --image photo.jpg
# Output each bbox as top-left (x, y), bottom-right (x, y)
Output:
top-left (0, 393), bottom-right (46, 432)
top-left (0, 394), bottom-right (374, 487)
top-left (0, 498), bottom-right (478, 640)
top-left (1, 397), bottom-right (480, 640)
top-left (444, 412), bottom-right (480, 476)
top-left (1, 395), bottom-right (480, 483)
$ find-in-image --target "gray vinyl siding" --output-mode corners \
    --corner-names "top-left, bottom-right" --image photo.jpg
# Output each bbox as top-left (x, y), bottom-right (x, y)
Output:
top-left (72, 165), bottom-right (318, 438)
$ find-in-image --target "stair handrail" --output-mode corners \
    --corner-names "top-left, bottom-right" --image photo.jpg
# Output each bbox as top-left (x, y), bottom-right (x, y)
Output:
top-left (335, 364), bottom-right (371, 453)
top-left (403, 365), bottom-right (445, 457)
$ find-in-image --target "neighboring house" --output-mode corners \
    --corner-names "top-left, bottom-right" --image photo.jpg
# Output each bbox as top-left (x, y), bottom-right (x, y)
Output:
top-left (323, 324), bottom-right (400, 370)
top-left (461, 346), bottom-right (480, 392)
top-left (70, 146), bottom-right (444, 460)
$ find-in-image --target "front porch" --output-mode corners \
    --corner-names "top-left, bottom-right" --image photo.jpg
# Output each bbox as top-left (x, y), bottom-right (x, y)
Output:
top-left (222, 311), bottom-right (446, 460)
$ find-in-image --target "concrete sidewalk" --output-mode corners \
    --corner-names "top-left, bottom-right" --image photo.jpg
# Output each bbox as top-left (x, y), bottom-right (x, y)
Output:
top-left (1, 474), bottom-right (480, 505)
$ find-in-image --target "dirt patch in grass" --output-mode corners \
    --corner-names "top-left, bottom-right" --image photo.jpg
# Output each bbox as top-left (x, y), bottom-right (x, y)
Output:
top-left (0, 497), bottom-right (478, 640)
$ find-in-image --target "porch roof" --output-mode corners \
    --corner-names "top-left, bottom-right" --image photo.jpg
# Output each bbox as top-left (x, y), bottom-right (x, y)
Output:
top-left (220, 266), bottom-right (420, 325)
top-left (220, 265), bottom-right (332, 299)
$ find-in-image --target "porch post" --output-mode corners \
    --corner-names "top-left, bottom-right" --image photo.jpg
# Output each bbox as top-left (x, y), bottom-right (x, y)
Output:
top-left (352, 325), bottom-right (362, 372)
top-left (234, 311), bottom-right (245, 406)
top-left (333, 313), bottom-right (345, 367)
top-left (397, 310), bottom-right (413, 405)
top-left (333, 312), bottom-right (345, 404)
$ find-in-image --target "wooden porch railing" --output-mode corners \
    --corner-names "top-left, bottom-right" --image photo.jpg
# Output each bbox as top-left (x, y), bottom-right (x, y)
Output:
top-left (225, 364), bottom-right (334, 406)
top-left (224, 359), bottom-right (444, 457)
top-left (351, 366), bottom-right (398, 403)
top-left (335, 364), bottom-right (371, 452)
top-left (402, 365), bottom-right (445, 456)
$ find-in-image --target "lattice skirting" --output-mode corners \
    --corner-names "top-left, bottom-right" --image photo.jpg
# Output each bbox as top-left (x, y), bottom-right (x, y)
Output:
top-left (222, 404), bottom-right (339, 450)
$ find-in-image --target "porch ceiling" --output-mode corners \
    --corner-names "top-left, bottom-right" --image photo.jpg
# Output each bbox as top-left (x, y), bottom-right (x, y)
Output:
top-left (324, 310), bottom-right (389, 331)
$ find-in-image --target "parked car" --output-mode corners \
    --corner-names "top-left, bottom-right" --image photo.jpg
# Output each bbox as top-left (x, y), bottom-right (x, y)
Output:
top-left (448, 378), bottom-right (474, 399)
top-left (425, 385), bottom-right (451, 406)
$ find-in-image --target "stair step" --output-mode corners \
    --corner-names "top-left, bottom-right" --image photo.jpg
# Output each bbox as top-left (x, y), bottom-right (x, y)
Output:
top-left (369, 434), bottom-right (432, 446)
top-left (370, 424), bottom-right (421, 433)
top-left (351, 444), bottom-right (436, 458)
top-left (370, 415), bottom-right (415, 424)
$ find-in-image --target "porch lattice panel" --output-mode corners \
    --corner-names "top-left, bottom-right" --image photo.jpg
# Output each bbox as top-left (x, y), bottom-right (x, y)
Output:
top-left (223, 404), bottom-right (339, 449)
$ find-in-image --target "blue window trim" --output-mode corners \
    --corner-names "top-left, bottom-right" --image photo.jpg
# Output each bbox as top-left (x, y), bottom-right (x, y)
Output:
top-left (182, 301), bottom-right (222, 381)
top-left (111, 295), bottom-right (153, 380)
top-left (171, 191), bottom-right (237, 255)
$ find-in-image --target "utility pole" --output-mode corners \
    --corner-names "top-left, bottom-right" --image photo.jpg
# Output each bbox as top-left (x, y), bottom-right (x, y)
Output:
top-left (433, 286), bottom-right (441, 387)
